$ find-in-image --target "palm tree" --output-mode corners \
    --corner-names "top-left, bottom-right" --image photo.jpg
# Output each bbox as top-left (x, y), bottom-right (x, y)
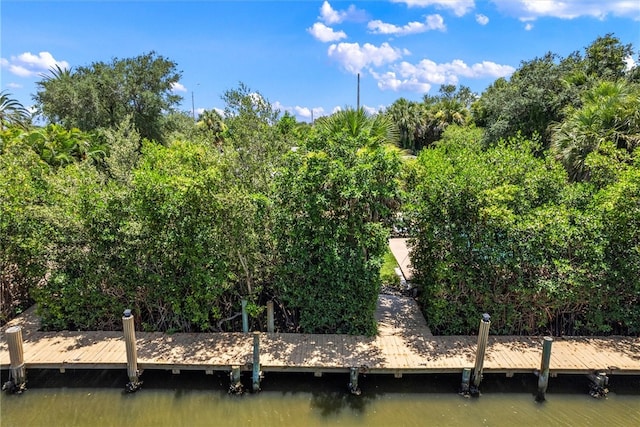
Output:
top-left (316, 108), bottom-right (399, 147)
top-left (197, 109), bottom-right (227, 146)
top-left (550, 80), bottom-right (640, 181)
top-left (0, 91), bottom-right (30, 130)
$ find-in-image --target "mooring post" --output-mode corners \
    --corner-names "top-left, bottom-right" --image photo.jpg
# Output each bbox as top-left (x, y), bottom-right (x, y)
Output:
top-left (536, 336), bottom-right (553, 401)
top-left (348, 367), bottom-right (361, 395)
top-left (122, 309), bottom-right (142, 392)
top-left (252, 331), bottom-right (261, 392)
top-left (242, 299), bottom-right (249, 333)
top-left (3, 326), bottom-right (27, 393)
top-left (229, 365), bottom-right (243, 394)
top-left (266, 301), bottom-right (275, 333)
top-left (471, 313), bottom-right (491, 395)
top-left (459, 367), bottom-right (472, 396)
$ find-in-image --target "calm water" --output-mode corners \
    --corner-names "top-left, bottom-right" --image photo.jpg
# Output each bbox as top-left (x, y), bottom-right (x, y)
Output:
top-left (1, 370), bottom-right (639, 427)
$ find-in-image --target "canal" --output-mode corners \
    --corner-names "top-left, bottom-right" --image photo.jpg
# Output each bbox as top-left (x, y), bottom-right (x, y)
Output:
top-left (1, 370), bottom-right (638, 426)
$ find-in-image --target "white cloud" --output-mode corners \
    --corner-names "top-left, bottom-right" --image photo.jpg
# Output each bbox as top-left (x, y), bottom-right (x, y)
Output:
top-left (327, 42), bottom-right (408, 74)
top-left (368, 14), bottom-right (446, 35)
top-left (1, 51), bottom-right (70, 77)
top-left (391, 0), bottom-right (475, 17)
top-left (371, 58), bottom-right (515, 92)
top-left (490, 0), bottom-right (640, 21)
top-left (273, 101), bottom-right (326, 121)
top-left (319, 1), bottom-right (367, 25)
top-left (363, 105), bottom-right (384, 115)
top-left (370, 69), bottom-right (433, 92)
top-left (294, 105), bottom-right (312, 118)
top-left (524, 22), bottom-right (534, 30)
top-left (624, 55), bottom-right (637, 71)
top-left (476, 13), bottom-right (489, 25)
top-left (332, 106), bottom-right (343, 114)
top-left (6, 82), bottom-right (23, 89)
top-left (308, 22), bottom-right (347, 42)
top-left (171, 82), bottom-right (187, 92)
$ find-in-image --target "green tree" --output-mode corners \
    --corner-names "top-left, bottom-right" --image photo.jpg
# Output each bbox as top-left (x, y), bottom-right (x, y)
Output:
top-left (275, 112), bottom-right (401, 335)
top-left (550, 80), bottom-right (640, 181)
top-left (35, 52), bottom-right (182, 142)
top-left (0, 132), bottom-right (50, 324)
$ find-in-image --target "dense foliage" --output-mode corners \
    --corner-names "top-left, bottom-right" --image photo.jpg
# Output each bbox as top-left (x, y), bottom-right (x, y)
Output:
top-left (274, 111), bottom-right (401, 334)
top-left (406, 126), bottom-right (639, 335)
top-left (2, 35), bottom-right (639, 337)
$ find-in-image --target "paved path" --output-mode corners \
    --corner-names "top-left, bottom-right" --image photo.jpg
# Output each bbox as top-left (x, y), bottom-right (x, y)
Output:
top-left (388, 238), bottom-right (413, 281)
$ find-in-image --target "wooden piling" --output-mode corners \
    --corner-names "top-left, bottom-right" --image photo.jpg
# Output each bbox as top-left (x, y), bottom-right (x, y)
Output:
top-left (460, 367), bottom-right (472, 395)
top-left (122, 309), bottom-right (142, 392)
top-left (242, 299), bottom-right (249, 333)
top-left (348, 367), bottom-right (361, 395)
top-left (252, 331), bottom-right (261, 392)
top-left (472, 313), bottom-right (491, 393)
top-left (267, 301), bottom-right (275, 333)
top-left (536, 336), bottom-right (553, 401)
top-left (229, 365), bottom-right (243, 394)
top-left (5, 326), bottom-right (26, 393)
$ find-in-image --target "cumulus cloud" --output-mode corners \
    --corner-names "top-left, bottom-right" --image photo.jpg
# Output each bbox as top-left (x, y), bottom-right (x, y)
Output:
top-left (491, 0), bottom-right (640, 21)
top-left (319, 1), bottom-right (367, 25)
top-left (476, 13), bottom-right (489, 25)
top-left (524, 22), bottom-right (534, 30)
top-left (308, 22), bottom-right (347, 42)
top-left (6, 82), bottom-right (23, 89)
top-left (171, 82), bottom-right (187, 92)
top-left (273, 101), bottom-right (326, 121)
top-left (1, 51), bottom-right (69, 77)
top-left (370, 69), bottom-right (433, 92)
top-left (368, 14), bottom-right (446, 35)
top-left (328, 42), bottom-right (408, 74)
top-left (624, 55), bottom-right (637, 71)
top-left (391, 0), bottom-right (475, 17)
top-left (371, 58), bottom-right (515, 92)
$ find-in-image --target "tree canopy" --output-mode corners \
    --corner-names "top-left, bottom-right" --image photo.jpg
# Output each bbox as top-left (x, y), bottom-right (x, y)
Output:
top-left (34, 51), bottom-right (182, 142)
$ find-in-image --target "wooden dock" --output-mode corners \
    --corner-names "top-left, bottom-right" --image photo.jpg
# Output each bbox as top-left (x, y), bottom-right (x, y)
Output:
top-left (2, 296), bottom-right (640, 380)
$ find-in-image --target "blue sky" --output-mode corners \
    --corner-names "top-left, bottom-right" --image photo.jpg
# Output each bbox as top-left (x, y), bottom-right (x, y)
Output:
top-left (2, 1), bottom-right (639, 122)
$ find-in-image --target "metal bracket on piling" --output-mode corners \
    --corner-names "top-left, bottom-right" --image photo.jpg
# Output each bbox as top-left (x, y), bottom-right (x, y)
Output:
top-left (348, 367), bottom-right (361, 395)
top-left (588, 371), bottom-right (609, 398)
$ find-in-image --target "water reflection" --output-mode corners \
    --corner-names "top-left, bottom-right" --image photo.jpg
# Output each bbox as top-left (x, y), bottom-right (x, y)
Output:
top-left (1, 370), bottom-right (639, 427)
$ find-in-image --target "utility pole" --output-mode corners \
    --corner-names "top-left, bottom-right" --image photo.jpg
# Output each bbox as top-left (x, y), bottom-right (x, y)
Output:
top-left (191, 91), bottom-right (195, 121)
top-left (357, 73), bottom-right (360, 110)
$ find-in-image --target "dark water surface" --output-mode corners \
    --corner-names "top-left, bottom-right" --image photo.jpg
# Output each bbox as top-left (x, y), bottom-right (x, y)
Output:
top-left (1, 370), bottom-right (639, 426)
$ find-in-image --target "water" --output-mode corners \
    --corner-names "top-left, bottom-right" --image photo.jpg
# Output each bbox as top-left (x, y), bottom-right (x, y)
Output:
top-left (1, 370), bottom-right (639, 426)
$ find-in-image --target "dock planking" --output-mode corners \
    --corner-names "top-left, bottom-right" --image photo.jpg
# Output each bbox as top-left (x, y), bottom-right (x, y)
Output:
top-left (2, 298), bottom-right (640, 378)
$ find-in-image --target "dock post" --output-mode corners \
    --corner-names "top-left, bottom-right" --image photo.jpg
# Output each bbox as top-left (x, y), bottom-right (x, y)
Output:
top-left (471, 313), bottom-right (491, 396)
top-left (267, 301), bottom-right (275, 333)
top-left (588, 371), bottom-right (609, 398)
top-left (3, 326), bottom-right (27, 394)
top-left (252, 331), bottom-right (261, 392)
top-left (229, 365), bottom-right (243, 394)
top-left (536, 336), bottom-right (553, 401)
top-left (242, 299), bottom-right (249, 333)
top-left (459, 367), bottom-right (472, 396)
top-left (122, 309), bottom-right (142, 392)
top-left (348, 367), bottom-right (361, 395)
